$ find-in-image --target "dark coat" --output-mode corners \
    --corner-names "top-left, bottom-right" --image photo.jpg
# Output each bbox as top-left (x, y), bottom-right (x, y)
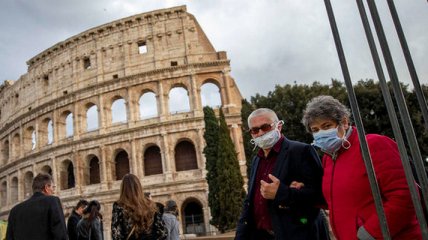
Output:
top-left (77, 216), bottom-right (103, 240)
top-left (68, 210), bottom-right (82, 240)
top-left (6, 192), bottom-right (67, 240)
top-left (236, 138), bottom-right (328, 240)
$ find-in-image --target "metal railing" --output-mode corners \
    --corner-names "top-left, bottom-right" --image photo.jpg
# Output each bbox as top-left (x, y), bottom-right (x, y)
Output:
top-left (323, 0), bottom-right (428, 239)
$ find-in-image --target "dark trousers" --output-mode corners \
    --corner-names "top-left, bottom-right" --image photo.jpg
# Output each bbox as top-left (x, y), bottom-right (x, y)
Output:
top-left (254, 229), bottom-right (275, 240)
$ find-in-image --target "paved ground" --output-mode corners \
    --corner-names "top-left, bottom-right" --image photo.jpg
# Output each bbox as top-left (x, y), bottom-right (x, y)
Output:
top-left (181, 231), bottom-right (235, 240)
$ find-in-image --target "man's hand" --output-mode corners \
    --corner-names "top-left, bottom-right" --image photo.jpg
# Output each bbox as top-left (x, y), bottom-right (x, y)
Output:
top-left (260, 174), bottom-right (280, 199)
top-left (290, 181), bottom-right (305, 190)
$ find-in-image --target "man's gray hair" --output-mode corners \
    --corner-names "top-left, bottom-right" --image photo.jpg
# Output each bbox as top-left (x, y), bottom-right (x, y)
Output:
top-left (301, 95), bottom-right (350, 133)
top-left (247, 108), bottom-right (279, 127)
top-left (32, 173), bottom-right (53, 193)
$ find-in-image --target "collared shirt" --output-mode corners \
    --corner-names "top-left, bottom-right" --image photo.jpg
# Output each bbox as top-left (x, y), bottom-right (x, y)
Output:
top-left (252, 135), bottom-right (284, 231)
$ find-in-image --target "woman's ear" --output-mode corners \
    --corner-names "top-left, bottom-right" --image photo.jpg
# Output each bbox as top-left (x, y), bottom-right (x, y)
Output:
top-left (341, 117), bottom-right (350, 130)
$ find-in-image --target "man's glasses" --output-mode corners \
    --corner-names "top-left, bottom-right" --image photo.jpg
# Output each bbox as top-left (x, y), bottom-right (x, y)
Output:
top-left (248, 122), bottom-right (275, 134)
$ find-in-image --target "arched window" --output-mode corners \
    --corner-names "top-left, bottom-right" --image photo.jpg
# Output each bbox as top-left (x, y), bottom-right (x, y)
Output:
top-left (89, 156), bottom-right (101, 184)
top-left (40, 118), bottom-right (52, 146)
top-left (60, 160), bottom-right (75, 190)
top-left (86, 104), bottom-right (99, 131)
top-left (0, 181), bottom-right (7, 206)
top-left (115, 150), bottom-right (129, 180)
top-left (144, 146), bottom-right (163, 176)
top-left (139, 92), bottom-right (158, 119)
top-left (23, 171), bottom-right (34, 199)
top-left (47, 120), bottom-right (54, 144)
top-left (201, 82), bottom-right (222, 108)
top-left (24, 127), bottom-right (36, 152)
top-left (111, 98), bottom-right (127, 123)
top-left (169, 87), bottom-right (190, 114)
top-left (41, 165), bottom-right (52, 176)
top-left (175, 141), bottom-right (198, 171)
top-left (182, 199), bottom-right (206, 235)
top-left (11, 177), bottom-right (18, 202)
top-left (65, 112), bottom-right (74, 137)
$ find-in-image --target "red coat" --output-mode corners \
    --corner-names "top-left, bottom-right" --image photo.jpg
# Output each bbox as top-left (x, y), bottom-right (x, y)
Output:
top-left (322, 127), bottom-right (421, 239)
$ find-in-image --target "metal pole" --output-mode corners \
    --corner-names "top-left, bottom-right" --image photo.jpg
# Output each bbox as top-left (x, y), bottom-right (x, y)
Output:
top-left (355, 0), bottom-right (428, 237)
top-left (386, 0), bottom-right (428, 132)
top-left (323, 0), bottom-right (391, 239)
top-left (365, 0), bottom-right (428, 214)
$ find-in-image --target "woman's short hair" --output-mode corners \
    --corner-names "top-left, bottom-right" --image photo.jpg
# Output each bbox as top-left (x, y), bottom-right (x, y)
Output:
top-left (301, 95), bottom-right (350, 133)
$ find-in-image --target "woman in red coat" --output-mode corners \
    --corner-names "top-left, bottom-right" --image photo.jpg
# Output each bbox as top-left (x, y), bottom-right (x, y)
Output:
top-left (301, 95), bottom-right (421, 240)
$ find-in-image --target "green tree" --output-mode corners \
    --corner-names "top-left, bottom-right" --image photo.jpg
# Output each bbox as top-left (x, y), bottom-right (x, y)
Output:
top-left (241, 99), bottom-right (256, 178)
top-left (202, 106), bottom-right (221, 228)
top-left (214, 109), bottom-right (246, 233)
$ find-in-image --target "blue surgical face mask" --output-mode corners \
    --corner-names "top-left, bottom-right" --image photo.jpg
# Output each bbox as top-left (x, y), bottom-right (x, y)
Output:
top-left (312, 126), bottom-right (348, 153)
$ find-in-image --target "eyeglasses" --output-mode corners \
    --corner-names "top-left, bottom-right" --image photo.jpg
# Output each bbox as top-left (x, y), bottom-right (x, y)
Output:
top-left (248, 122), bottom-right (275, 134)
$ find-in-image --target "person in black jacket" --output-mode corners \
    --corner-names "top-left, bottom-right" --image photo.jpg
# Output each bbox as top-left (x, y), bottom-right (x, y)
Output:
top-left (77, 200), bottom-right (104, 240)
top-left (68, 199), bottom-right (89, 240)
top-left (235, 108), bottom-right (328, 240)
top-left (6, 173), bottom-right (67, 240)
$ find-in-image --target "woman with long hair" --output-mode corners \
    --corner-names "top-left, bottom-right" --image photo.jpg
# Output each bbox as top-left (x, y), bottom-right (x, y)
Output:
top-left (77, 200), bottom-right (104, 240)
top-left (111, 174), bottom-right (167, 240)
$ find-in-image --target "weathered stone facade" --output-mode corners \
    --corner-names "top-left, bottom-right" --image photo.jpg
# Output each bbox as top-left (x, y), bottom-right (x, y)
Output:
top-left (0, 5), bottom-right (245, 238)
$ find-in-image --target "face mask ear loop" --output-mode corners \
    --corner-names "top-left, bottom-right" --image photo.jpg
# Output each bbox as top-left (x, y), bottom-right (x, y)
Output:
top-left (250, 139), bottom-right (258, 151)
top-left (342, 138), bottom-right (351, 149)
top-left (341, 127), bottom-right (352, 149)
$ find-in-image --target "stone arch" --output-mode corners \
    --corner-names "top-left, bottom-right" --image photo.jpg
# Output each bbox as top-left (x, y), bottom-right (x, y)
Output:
top-left (139, 91), bottom-right (158, 119)
top-left (11, 177), bottom-right (18, 203)
top-left (12, 133), bottom-right (20, 159)
top-left (58, 110), bottom-right (73, 139)
top-left (111, 96), bottom-right (127, 124)
top-left (40, 118), bottom-right (53, 146)
top-left (169, 85), bottom-right (190, 114)
top-left (114, 149), bottom-right (130, 181)
top-left (41, 165), bottom-right (53, 175)
top-left (201, 81), bottom-right (222, 108)
top-left (60, 160), bottom-right (75, 190)
top-left (0, 181), bottom-right (6, 207)
top-left (1, 139), bottom-right (9, 164)
top-left (24, 126), bottom-right (36, 152)
top-left (174, 140), bottom-right (198, 171)
top-left (143, 145), bottom-right (163, 176)
top-left (181, 197), bottom-right (206, 235)
top-left (23, 171), bottom-right (34, 199)
top-left (87, 154), bottom-right (101, 185)
top-left (86, 103), bottom-right (99, 131)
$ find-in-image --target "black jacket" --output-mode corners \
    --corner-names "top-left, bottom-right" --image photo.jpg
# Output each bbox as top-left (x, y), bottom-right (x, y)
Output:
top-left (68, 210), bottom-right (82, 240)
top-left (236, 138), bottom-right (328, 240)
top-left (6, 192), bottom-right (67, 240)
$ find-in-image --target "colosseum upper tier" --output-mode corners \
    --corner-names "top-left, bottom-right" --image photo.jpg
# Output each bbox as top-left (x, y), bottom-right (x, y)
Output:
top-left (0, 5), bottom-right (245, 238)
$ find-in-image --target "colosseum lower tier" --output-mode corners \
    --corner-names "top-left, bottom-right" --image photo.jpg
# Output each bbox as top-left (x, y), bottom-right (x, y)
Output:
top-left (0, 5), bottom-right (246, 238)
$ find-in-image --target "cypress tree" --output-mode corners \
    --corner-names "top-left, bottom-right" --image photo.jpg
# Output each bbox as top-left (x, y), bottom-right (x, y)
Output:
top-left (202, 106), bottom-right (221, 228)
top-left (215, 108), bottom-right (246, 232)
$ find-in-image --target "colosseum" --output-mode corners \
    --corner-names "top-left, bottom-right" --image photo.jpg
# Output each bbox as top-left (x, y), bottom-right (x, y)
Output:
top-left (0, 5), bottom-right (246, 238)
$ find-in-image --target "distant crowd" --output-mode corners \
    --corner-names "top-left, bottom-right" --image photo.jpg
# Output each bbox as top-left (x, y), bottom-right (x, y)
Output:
top-left (5, 173), bottom-right (179, 240)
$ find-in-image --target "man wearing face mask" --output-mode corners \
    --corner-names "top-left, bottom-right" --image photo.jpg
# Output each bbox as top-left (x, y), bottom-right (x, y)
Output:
top-left (235, 108), bottom-right (329, 240)
top-left (301, 95), bottom-right (421, 240)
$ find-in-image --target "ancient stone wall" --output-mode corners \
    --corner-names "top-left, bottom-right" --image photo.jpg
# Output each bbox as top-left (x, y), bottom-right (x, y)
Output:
top-left (0, 5), bottom-right (245, 239)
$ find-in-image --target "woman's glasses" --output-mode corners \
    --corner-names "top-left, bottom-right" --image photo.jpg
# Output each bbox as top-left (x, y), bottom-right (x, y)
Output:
top-left (248, 122), bottom-right (275, 134)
